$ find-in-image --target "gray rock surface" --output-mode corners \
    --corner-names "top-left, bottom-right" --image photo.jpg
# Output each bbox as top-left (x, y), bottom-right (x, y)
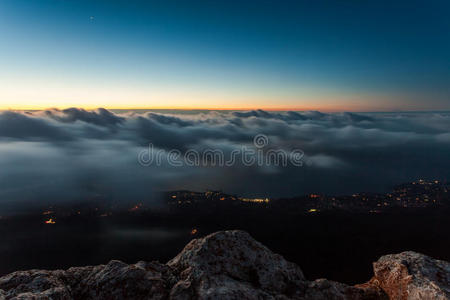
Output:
top-left (0, 230), bottom-right (447, 299)
top-left (167, 230), bottom-right (307, 299)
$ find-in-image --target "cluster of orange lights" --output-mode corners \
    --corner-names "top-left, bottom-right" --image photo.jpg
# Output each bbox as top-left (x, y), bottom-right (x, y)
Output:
top-left (239, 198), bottom-right (270, 203)
top-left (45, 218), bottom-right (56, 224)
top-left (129, 203), bottom-right (143, 212)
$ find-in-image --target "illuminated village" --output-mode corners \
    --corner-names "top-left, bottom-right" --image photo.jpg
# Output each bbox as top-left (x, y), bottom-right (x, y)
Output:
top-left (164, 179), bottom-right (449, 214)
top-left (0, 179), bottom-right (443, 225)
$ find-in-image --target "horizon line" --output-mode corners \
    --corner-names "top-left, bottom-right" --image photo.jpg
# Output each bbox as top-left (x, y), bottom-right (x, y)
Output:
top-left (1, 106), bottom-right (450, 114)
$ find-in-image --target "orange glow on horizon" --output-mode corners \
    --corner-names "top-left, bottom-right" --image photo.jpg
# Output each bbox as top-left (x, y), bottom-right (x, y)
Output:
top-left (0, 104), bottom-right (402, 113)
top-left (0, 79), bottom-right (416, 112)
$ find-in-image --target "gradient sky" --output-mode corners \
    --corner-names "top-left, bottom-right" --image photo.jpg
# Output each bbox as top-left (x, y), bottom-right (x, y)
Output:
top-left (0, 0), bottom-right (449, 111)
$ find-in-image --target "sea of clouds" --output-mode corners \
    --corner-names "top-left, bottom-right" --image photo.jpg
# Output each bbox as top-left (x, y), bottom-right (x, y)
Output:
top-left (1, 108), bottom-right (450, 213)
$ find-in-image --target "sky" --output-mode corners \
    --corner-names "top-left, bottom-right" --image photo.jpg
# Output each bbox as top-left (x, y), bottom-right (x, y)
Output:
top-left (0, 0), bottom-right (449, 111)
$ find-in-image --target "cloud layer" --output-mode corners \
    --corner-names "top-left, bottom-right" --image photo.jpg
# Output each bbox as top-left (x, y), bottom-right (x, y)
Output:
top-left (1, 108), bottom-right (450, 214)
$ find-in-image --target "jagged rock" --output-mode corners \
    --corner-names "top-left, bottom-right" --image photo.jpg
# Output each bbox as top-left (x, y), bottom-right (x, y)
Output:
top-left (370, 251), bottom-right (450, 300)
top-left (167, 230), bottom-right (383, 300)
top-left (71, 261), bottom-right (171, 300)
top-left (167, 230), bottom-right (307, 299)
top-left (0, 230), bottom-right (448, 299)
top-left (0, 269), bottom-right (71, 299)
top-left (305, 279), bottom-right (387, 300)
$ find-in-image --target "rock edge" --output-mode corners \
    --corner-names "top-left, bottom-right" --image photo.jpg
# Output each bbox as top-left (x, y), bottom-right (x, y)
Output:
top-left (0, 230), bottom-right (448, 300)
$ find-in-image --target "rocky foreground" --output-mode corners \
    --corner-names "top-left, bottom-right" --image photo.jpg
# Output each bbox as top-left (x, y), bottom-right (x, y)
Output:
top-left (0, 230), bottom-right (449, 300)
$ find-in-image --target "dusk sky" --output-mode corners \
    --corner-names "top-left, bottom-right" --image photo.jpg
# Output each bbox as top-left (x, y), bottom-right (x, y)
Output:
top-left (1, 0), bottom-right (449, 111)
